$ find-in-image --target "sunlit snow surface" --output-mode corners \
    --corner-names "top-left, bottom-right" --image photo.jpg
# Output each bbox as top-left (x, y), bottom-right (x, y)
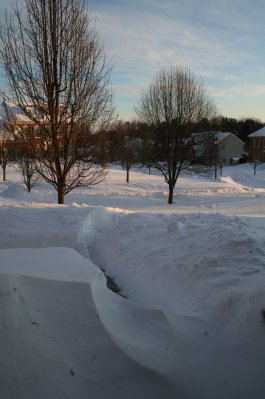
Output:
top-left (1, 163), bottom-right (265, 399)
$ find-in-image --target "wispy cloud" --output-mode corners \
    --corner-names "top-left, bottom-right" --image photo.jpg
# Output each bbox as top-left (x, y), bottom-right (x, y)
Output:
top-left (1, 0), bottom-right (265, 120)
top-left (90, 0), bottom-right (265, 119)
top-left (93, 0), bottom-right (265, 79)
top-left (211, 84), bottom-right (265, 98)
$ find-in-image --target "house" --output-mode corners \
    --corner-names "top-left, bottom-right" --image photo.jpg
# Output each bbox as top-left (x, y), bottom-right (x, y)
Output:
top-left (247, 127), bottom-right (265, 162)
top-left (0, 102), bottom-right (73, 158)
top-left (214, 132), bottom-right (245, 165)
top-left (193, 131), bottom-right (245, 166)
top-left (0, 102), bottom-right (41, 160)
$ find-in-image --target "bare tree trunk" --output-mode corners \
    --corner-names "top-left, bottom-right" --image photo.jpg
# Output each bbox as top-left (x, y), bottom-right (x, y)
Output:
top-left (58, 184), bottom-right (65, 204)
top-left (0, 154), bottom-right (8, 181)
top-left (112, 121), bottom-right (139, 183)
top-left (168, 185), bottom-right (174, 204)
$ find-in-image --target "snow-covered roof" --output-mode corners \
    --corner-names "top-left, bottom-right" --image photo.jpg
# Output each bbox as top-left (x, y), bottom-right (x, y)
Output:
top-left (193, 131), bottom-right (244, 144)
top-left (215, 131), bottom-right (245, 145)
top-left (214, 131), bottom-right (230, 140)
top-left (0, 102), bottom-right (34, 124)
top-left (248, 126), bottom-right (265, 137)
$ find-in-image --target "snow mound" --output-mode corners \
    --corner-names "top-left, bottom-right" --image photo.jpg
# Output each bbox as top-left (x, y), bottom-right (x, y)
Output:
top-left (79, 207), bottom-right (129, 247)
top-left (92, 212), bottom-right (265, 340)
top-left (0, 248), bottom-right (176, 399)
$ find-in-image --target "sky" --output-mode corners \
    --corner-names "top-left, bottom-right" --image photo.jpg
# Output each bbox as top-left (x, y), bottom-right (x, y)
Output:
top-left (1, 0), bottom-right (265, 122)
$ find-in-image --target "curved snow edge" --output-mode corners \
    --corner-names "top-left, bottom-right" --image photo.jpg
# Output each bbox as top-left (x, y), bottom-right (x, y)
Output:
top-left (91, 271), bottom-right (180, 375)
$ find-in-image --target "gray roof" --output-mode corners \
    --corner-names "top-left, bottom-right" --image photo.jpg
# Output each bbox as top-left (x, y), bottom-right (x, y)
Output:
top-left (248, 127), bottom-right (265, 137)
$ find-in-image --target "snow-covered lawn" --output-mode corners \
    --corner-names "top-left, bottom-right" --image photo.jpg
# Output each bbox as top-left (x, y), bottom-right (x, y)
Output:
top-left (1, 163), bottom-right (265, 399)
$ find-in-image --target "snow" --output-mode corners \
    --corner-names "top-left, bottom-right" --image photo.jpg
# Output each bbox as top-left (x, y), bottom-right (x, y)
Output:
top-left (0, 102), bottom-right (33, 124)
top-left (215, 131), bottom-right (230, 140)
top-left (248, 126), bottom-right (265, 137)
top-left (1, 162), bottom-right (265, 398)
top-left (215, 131), bottom-right (244, 144)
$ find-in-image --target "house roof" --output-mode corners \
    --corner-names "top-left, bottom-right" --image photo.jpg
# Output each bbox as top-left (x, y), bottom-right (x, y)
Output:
top-left (0, 102), bottom-right (35, 125)
top-left (215, 131), bottom-right (230, 141)
top-left (216, 131), bottom-right (245, 145)
top-left (211, 131), bottom-right (244, 145)
top-left (192, 131), bottom-right (244, 144)
top-left (248, 127), bottom-right (265, 137)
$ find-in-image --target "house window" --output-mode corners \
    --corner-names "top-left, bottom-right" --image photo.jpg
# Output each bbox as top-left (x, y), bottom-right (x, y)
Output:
top-left (222, 145), bottom-right (227, 151)
top-left (34, 127), bottom-right (41, 138)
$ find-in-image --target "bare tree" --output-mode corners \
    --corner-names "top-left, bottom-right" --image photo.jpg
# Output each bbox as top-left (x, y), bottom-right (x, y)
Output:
top-left (113, 121), bottom-right (140, 183)
top-left (18, 153), bottom-right (40, 192)
top-left (16, 127), bottom-right (40, 192)
top-left (0, 101), bottom-right (39, 187)
top-left (0, 129), bottom-right (10, 181)
top-left (92, 128), bottom-right (111, 168)
top-left (135, 66), bottom-right (216, 203)
top-left (138, 127), bottom-right (154, 174)
top-left (0, 0), bottom-right (115, 204)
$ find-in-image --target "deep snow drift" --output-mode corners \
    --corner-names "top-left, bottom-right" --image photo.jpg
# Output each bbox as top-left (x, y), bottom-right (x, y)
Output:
top-left (1, 163), bottom-right (265, 398)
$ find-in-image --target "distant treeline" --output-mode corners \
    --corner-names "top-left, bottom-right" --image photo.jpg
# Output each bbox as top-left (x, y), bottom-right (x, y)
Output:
top-left (193, 116), bottom-right (264, 141)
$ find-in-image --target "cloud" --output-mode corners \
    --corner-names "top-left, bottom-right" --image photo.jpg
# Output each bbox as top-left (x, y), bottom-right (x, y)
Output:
top-left (92, 0), bottom-right (261, 74)
top-left (211, 84), bottom-right (265, 98)
top-left (1, 0), bottom-right (265, 121)
top-left (89, 0), bottom-right (265, 120)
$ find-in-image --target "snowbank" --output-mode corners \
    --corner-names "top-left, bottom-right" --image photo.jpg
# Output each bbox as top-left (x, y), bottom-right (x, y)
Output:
top-left (0, 248), bottom-right (176, 399)
top-left (1, 163), bottom-right (265, 398)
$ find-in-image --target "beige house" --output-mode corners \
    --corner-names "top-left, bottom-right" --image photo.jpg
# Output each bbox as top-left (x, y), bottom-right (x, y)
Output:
top-left (215, 132), bottom-right (245, 165)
